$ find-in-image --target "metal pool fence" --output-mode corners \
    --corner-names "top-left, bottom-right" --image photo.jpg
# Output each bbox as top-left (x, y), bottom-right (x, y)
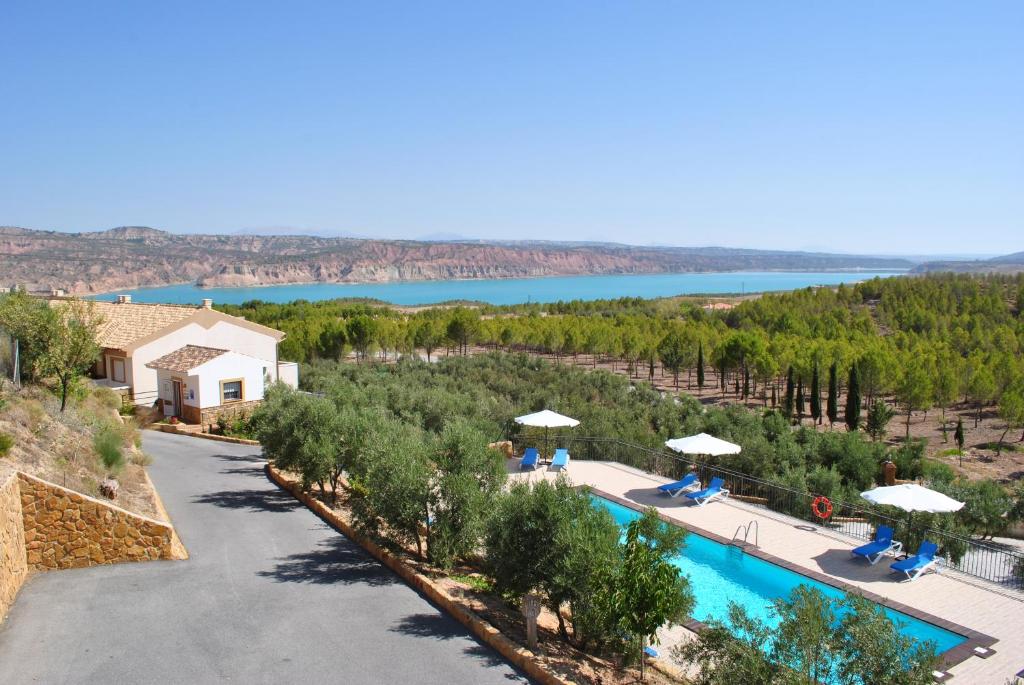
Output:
top-left (508, 435), bottom-right (1024, 592)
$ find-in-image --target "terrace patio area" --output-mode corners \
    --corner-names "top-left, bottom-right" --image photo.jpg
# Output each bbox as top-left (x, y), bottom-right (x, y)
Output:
top-left (509, 458), bottom-right (1024, 684)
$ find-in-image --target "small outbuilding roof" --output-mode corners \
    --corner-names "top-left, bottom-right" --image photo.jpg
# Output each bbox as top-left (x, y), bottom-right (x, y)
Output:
top-left (146, 345), bottom-right (230, 373)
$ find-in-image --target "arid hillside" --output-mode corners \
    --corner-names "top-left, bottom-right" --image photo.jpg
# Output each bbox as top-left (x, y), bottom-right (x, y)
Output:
top-left (0, 225), bottom-right (912, 294)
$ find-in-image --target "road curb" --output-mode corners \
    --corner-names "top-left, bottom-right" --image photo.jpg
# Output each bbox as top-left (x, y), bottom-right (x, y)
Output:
top-left (265, 464), bottom-right (575, 685)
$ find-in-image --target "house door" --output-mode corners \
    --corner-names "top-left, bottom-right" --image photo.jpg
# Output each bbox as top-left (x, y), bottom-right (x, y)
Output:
top-left (172, 380), bottom-right (183, 417)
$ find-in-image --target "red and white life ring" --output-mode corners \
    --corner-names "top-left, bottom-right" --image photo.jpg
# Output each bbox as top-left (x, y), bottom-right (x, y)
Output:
top-left (811, 496), bottom-right (833, 520)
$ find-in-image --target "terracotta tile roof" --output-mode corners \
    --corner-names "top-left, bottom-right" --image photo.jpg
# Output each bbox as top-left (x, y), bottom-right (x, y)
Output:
top-left (89, 301), bottom-right (202, 349)
top-left (145, 345), bottom-right (229, 373)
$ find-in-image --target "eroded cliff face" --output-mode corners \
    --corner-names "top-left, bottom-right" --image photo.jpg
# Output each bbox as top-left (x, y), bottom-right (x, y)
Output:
top-left (0, 225), bottom-right (913, 293)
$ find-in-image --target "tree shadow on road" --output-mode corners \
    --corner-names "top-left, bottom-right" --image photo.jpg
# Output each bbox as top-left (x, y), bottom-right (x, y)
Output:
top-left (219, 465), bottom-right (270, 479)
top-left (390, 614), bottom-right (529, 681)
top-left (191, 488), bottom-right (300, 513)
top-left (210, 452), bottom-right (265, 464)
top-left (257, 537), bottom-right (398, 587)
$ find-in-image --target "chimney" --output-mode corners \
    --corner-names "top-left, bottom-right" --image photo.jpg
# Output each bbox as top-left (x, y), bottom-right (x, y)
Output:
top-left (201, 298), bottom-right (213, 309)
top-left (116, 294), bottom-right (132, 304)
top-left (883, 460), bottom-right (896, 486)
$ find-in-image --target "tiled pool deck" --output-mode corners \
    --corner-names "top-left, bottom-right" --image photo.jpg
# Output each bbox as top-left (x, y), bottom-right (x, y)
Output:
top-left (509, 460), bottom-right (1024, 684)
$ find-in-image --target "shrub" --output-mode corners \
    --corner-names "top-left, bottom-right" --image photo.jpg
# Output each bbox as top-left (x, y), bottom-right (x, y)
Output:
top-left (673, 586), bottom-right (937, 685)
top-left (93, 423), bottom-right (125, 473)
top-left (0, 432), bottom-right (13, 457)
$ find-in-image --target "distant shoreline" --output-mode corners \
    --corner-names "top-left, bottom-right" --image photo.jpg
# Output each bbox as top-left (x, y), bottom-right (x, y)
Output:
top-left (88, 270), bottom-right (907, 307)
top-left (93, 268), bottom-right (908, 297)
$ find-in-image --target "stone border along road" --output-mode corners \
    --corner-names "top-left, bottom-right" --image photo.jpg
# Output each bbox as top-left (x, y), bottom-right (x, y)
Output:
top-left (0, 431), bottom-right (531, 684)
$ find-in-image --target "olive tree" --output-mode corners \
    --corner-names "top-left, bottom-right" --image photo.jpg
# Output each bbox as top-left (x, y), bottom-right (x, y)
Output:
top-left (428, 420), bottom-right (506, 568)
top-left (349, 417), bottom-right (433, 557)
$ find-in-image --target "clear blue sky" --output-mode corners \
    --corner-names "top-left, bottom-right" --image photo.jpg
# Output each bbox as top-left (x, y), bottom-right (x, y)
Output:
top-left (2, 2), bottom-right (1021, 254)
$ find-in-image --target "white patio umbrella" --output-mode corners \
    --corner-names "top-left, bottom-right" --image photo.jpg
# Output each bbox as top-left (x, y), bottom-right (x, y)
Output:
top-left (861, 484), bottom-right (964, 547)
top-left (665, 433), bottom-right (741, 457)
top-left (860, 484), bottom-right (964, 514)
top-left (515, 410), bottom-right (580, 457)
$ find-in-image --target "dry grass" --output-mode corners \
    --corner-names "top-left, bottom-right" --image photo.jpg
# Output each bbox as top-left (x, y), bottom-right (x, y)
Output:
top-left (0, 382), bottom-right (164, 521)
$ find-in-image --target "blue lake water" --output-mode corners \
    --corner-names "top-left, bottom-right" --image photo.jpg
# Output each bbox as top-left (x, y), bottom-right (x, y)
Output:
top-left (592, 495), bottom-right (965, 663)
top-left (93, 271), bottom-right (903, 306)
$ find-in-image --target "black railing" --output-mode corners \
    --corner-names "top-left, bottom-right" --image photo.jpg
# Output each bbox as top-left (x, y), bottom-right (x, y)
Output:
top-left (509, 435), bottom-right (1024, 592)
top-left (120, 390), bottom-right (160, 408)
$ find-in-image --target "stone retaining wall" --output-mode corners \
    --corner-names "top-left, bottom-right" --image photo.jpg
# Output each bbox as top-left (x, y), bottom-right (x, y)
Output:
top-left (0, 469), bottom-right (28, 621)
top-left (200, 400), bottom-right (262, 430)
top-left (18, 472), bottom-right (183, 571)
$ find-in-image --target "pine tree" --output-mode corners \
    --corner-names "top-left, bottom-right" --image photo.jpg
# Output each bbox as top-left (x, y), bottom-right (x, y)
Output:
top-left (810, 362), bottom-right (822, 425)
top-left (783, 366), bottom-right (795, 420)
top-left (826, 362), bottom-right (839, 428)
top-left (845, 364), bottom-right (862, 432)
top-left (696, 341), bottom-right (705, 395)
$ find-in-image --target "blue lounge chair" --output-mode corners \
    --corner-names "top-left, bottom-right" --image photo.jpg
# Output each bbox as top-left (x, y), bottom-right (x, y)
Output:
top-left (549, 448), bottom-right (570, 471)
top-left (657, 473), bottom-right (701, 498)
top-left (520, 447), bottom-right (540, 470)
top-left (851, 526), bottom-right (902, 565)
top-left (685, 476), bottom-right (729, 506)
top-left (890, 541), bottom-right (939, 581)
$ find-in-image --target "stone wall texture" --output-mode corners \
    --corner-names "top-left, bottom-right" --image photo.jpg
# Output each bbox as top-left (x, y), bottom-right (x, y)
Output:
top-left (0, 469), bottom-right (28, 621)
top-left (200, 399), bottom-right (262, 429)
top-left (18, 472), bottom-right (179, 571)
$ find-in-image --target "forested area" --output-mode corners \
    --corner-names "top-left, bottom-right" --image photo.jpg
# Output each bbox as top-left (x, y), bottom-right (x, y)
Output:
top-left (222, 273), bottom-right (1024, 458)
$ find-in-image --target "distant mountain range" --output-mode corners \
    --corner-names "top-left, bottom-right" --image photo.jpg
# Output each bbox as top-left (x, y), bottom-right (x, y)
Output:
top-left (0, 225), bottom-right (932, 294)
top-left (912, 251), bottom-right (1024, 274)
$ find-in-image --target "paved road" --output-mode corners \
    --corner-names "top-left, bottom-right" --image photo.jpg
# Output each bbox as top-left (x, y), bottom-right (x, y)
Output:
top-left (0, 431), bottom-right (528, 684)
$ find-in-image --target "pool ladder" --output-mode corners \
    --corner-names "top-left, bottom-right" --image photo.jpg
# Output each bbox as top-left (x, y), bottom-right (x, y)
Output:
top-left (732, 520), bottom-right (759, 548)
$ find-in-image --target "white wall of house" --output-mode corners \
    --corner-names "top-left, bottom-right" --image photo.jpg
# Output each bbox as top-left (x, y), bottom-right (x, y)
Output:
top-left (277, 361), bottom-right (299, 389)
top-left (192, 352), bottom-right (267, 409)
top-left (128, 319), bottom-right (279, 405)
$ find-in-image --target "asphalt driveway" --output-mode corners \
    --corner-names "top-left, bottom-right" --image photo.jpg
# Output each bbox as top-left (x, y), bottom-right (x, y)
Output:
top-left (0, 431), bottom-right (528, 684)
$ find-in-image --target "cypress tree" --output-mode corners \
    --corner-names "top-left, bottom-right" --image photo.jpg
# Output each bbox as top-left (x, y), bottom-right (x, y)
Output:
top-left (845, 364), bottom-right (862, 431)
top-left (783, 366), bottom-right (795, 419)
top-left (810, 362), bottom-right (822, 425)
top-left (796, 378), bottom-right (805, 422)
top-left (696, 341), bottom-right (705, 394)
top-left (826, 362), bottom-right (839, 427)
top-left (954, 417), bottom-right (965, 467)
top-left (771, 384), bottom-right (777, 408)
top-left (742, 366), bottom-right (750, 400)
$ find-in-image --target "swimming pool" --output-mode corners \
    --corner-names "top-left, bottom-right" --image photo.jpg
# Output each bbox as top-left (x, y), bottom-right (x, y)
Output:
top-left (591, 494), bottom-right (967, 656)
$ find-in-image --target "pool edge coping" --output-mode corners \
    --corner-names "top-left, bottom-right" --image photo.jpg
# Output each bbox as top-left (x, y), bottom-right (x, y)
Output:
top-left (587, 487), bottom-right (998, 673)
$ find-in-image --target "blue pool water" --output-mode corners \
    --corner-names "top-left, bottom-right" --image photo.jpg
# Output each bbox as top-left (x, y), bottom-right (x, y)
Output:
top-left (92, 271), bottom-right (903, 306)
top-left (592, 495), bottom-right (966, 656)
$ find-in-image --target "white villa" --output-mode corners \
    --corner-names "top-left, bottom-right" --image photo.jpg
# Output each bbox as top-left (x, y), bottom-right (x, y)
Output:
top-left (80, 295), bottom-right (298, 424)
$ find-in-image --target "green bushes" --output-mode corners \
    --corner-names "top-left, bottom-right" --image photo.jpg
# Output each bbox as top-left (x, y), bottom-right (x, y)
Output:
top-left (483, 480), bottom-right (692, 664)
top-left (673, 586), bottom-right (938, 685)
top-left (0, 431), bottom-right (13, 457)
top-left (93, 423), bottom-right (125, 473)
